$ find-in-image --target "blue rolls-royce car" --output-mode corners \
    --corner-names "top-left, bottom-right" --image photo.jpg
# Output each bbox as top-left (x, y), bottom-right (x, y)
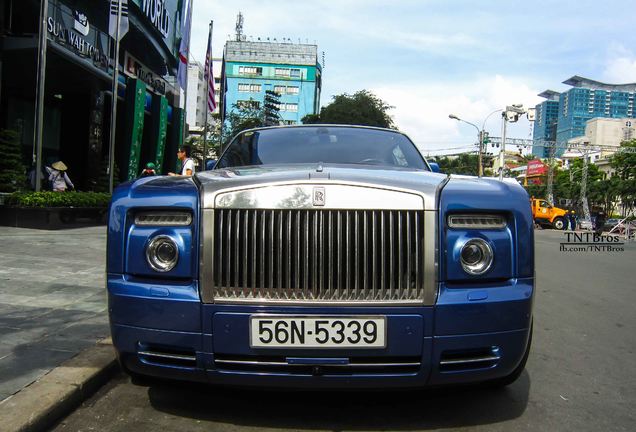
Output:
top-left (107, 125), bottom-right (534, 388)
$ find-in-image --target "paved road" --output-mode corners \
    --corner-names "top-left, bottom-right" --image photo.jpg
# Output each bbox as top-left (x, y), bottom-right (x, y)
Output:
top-left (0, 226), bottom-right (109, 401)
top-left (53, 230), bottom-right (636, 431)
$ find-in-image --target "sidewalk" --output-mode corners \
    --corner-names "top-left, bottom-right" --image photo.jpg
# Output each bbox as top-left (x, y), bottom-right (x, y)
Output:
top-left (0, 226), bottom-right (110, 403)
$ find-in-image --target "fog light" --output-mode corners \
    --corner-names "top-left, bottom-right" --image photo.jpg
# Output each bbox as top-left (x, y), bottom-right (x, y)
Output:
top-left (460, 239), bottom-right (493, 275)
top-left (146, 235), bottom-right (179, 272)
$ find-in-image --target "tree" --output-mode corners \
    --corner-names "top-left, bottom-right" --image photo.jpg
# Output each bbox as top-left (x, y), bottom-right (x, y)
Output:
top-left (610, 140), bottom-right (636, 215)
top-left (222, 101), bottom-right (266, 147)
top-left (611, 139), bottom-right (636, 180)
top-left (303, 90), bottom-right (395, 128)
top-left (433, 153), bottom-right (479, 176)
top-left (0, 129), bottom-right (27, 192)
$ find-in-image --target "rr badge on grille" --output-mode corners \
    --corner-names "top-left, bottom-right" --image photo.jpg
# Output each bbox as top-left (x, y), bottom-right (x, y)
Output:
top-left (313, 187), bottom-right (326, 206)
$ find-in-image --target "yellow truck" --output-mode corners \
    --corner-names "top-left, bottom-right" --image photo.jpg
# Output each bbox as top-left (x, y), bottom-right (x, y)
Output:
top-left (530, 198), bottom-right (568, 229)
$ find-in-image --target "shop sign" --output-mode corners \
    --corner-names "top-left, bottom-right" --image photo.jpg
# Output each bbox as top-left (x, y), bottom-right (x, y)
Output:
top-left (527, 159), bottom-right (548, 177)
top-left (131, 0), bottom-right (183, 60)
top-left (47, 4), bottom-right (110, 72)
top-left (140, 0), bottom-right (170, 38)
top-left (124, 52), bottom-right (173, 95)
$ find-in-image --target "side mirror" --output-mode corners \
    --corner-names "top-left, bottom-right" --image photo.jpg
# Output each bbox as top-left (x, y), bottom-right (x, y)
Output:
top-left (428, 161), bottom-right (441, 173)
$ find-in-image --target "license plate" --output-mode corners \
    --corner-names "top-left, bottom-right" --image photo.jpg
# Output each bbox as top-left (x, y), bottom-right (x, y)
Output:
top-left (250, 315), bottom-right (386, 348)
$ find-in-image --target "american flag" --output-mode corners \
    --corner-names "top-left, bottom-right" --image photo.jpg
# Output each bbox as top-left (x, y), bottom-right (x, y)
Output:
top-left (203, 22), bottom-right (217, 112)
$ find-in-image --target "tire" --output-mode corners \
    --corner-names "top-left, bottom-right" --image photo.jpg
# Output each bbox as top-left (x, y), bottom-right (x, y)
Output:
top-left (552, 217), bottom-right (565, 230)
top-left (484, 323), bottom-right (533, 388)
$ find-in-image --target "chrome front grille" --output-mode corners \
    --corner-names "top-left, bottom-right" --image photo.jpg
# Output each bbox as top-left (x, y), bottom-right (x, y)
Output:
top-left (211, 209), bottom-right (425, 303)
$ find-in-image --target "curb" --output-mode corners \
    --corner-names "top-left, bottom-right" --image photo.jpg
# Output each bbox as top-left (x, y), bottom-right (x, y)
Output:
top-left (0, 337), bottom-right (118, 432)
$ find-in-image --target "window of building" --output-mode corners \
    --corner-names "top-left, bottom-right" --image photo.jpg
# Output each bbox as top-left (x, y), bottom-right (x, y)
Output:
top-left (237, 100), bottom-right (261, 109)
top-left (238, 83), bottom-right (262, 92)
top-left (287, 86), bottom-right (299, 95)
top-left (283, 103), bottom-right (298, 112)
top-left (274, 85), bottom-right (286, 94)
top-left (239, 66), bottom-right (263, 75)
top-left (275, 68), bottom-right (290, 77)
top-left (290, 69), bottom-right (301, 78)
top-left (284, 120), bottom-right (296, 125)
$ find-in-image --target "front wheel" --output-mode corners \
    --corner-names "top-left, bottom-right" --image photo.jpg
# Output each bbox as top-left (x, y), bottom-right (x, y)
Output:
top-left (552, 217), bottom-right (565, 230)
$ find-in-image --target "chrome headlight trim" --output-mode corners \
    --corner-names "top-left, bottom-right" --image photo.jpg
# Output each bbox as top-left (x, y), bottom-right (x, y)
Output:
top-left (135, 211), bottom-right (192, 226)
top-left (145, 235), bottom-right (179, 272)
top-left (460, 238), bottom-right (494, 275)
top-left (448, 214), bottom-right (506, 230)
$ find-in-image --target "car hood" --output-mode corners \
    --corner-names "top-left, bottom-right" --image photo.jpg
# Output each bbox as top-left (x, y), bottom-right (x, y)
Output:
top-left (195, 164), bottom-right (449, 210)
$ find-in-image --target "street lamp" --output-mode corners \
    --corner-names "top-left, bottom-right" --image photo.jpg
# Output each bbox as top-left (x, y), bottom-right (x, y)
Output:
top-left (498, 104), bottom-right (527, 181)
top-left (448, 114), bottom-right (484, 177)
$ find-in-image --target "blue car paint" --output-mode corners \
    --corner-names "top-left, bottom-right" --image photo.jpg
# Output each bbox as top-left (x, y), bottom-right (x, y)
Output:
top-left (107, 174), bottom-right (534, 388)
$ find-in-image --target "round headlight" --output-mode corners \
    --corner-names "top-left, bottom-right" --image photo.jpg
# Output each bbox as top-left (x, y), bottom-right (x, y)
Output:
top-left (460, 239), bottom-right (493, 275)
top-left (146, 235), bottom-right (179, 272)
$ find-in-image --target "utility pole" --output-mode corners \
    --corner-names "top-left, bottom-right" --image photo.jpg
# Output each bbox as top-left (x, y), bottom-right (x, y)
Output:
top-left (546, 140), bottom-right (556, 205)
top-left (498, 113), bottom-right (508, 181)
top-left (477, 130), bottom-right (484, 177)
top-left (579, 146), bottom-right (593, 230)
top-left (448, 114), bottom-right (482, 177)
top-left (108, 0), bottom-right (123, 193)
top-left (33, 0), bottom-right (49, 191)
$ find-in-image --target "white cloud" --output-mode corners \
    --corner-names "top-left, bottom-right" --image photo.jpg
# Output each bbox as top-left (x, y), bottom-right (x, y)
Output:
top-left (372, 75), bottom-right (541, 154)
top-left (602, 45), bottom-right (636, 83)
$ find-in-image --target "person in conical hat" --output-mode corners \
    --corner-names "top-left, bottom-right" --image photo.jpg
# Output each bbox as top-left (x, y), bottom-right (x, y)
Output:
top-left (45, 161), bottom-right (74, 192)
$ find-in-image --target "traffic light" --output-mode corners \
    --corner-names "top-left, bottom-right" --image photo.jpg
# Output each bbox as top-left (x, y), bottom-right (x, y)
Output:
top-left (263, 90), bottom-right (281, 126)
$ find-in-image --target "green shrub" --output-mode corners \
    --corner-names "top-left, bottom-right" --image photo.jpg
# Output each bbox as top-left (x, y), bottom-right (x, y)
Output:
top-left (6, 191), bottom-right (111, 208)
top-left (0, 129), bottom-right (27, 192)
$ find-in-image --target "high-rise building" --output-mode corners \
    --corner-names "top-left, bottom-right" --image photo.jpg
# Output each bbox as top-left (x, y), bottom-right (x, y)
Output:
top-left (221, 40), bottom-right (322, 125)
top-left (531, 91), bottom-right (560, 158)
top-left (186, 60), bottom-right (206, 134)
top-left (533, 76), bottom-right (636, 157)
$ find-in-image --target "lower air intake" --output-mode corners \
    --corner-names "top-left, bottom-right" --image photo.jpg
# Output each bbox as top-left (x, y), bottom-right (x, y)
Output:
top-left (439, 347), bottom-right (500, 372)
top-left (137, 344), bottom-right (197, 368)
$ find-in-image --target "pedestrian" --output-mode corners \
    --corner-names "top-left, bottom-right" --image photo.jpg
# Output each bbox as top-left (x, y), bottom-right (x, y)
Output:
top-left (45, 161), bottom-right (74, 192)
top-left (168, 145), bottom-right (195, 176)
top-left (568, 210), bottom-right (577, 231)
top-left (140, 162), bottom-right (157, 177)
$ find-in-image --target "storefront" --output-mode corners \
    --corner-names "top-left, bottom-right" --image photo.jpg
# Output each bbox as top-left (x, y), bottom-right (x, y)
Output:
top-left (0, 0), bottom-right (186, 191)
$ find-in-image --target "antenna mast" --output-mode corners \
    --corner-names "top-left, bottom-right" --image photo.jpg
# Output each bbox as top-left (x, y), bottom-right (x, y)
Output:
top-left (235, 12), bottom-right (244, 41)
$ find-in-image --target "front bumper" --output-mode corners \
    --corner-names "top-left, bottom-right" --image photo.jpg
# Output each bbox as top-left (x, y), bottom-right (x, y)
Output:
top-left (108, 274), bottom-right (533, 388)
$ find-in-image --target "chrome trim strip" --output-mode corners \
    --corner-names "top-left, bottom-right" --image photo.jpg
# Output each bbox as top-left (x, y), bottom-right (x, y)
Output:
top-left (423, 211), bottom-right (438, 305)
top-left (138, 351), bottom-right (196, 362)
top-left (215, 359), bottom-right (421, 368)
top-left (439, 355), bottom-right (501, 365)
top-left (200, 209), bottom-right (214, 303)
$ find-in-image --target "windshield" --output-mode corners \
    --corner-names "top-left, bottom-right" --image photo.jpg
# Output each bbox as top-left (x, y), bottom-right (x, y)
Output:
top-left (216, 126), bottom-right (429, 170)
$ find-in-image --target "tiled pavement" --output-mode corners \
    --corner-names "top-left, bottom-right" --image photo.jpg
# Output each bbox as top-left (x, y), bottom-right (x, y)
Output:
top-left (0, 226), bottom-right (109, 402)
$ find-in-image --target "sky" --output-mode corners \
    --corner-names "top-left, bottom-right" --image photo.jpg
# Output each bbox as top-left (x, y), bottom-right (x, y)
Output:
top-left (187, 0), bottom-right (636, 155)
